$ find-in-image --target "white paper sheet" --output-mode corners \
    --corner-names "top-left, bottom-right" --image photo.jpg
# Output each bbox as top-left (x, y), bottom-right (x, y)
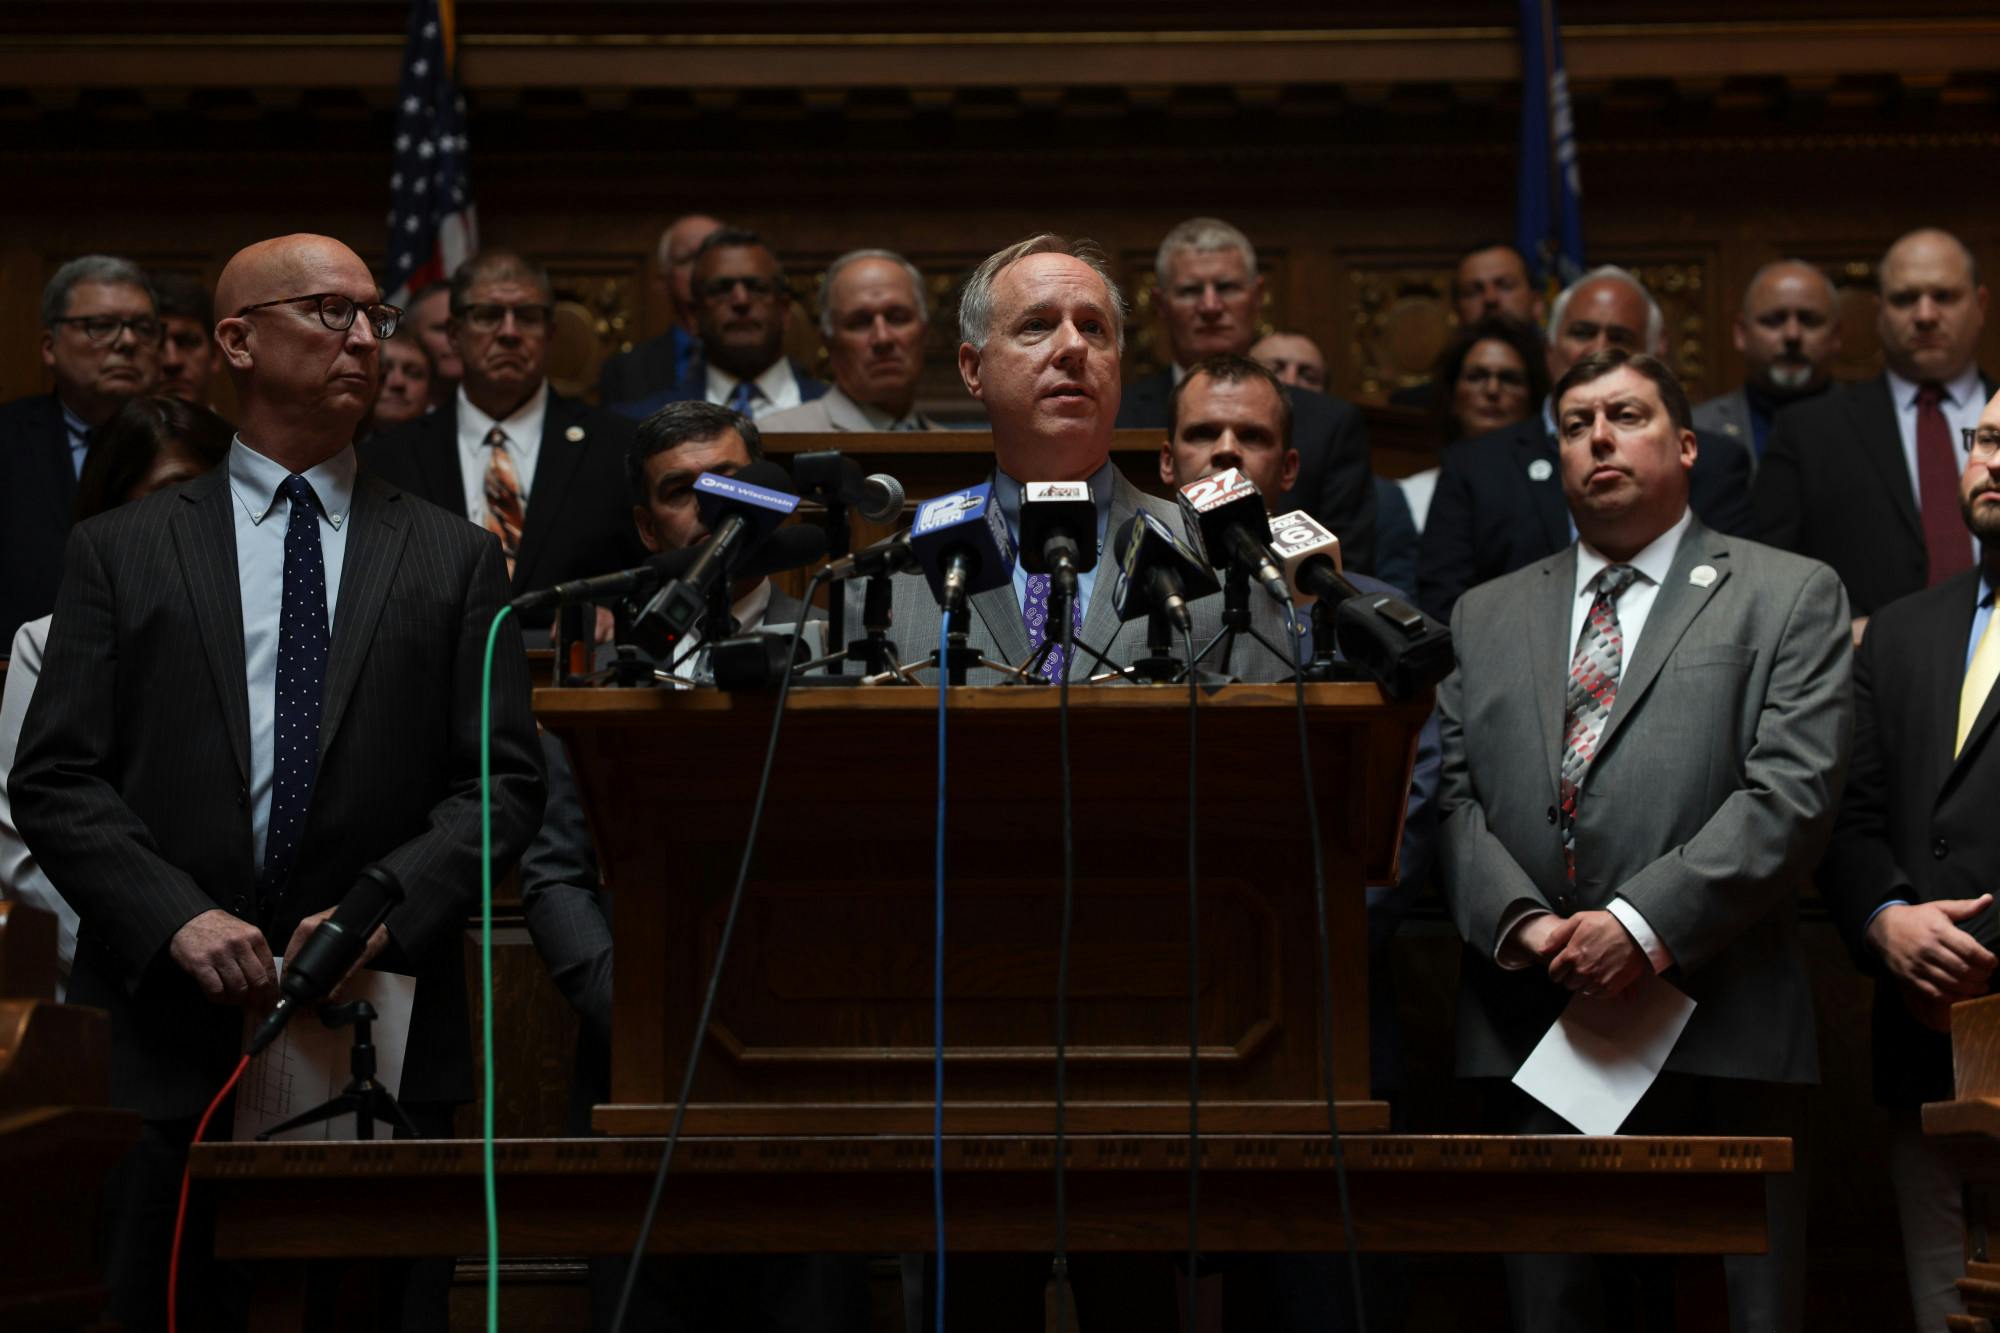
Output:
top-left (1511, 974), bottom-right (1697, 1135)
top-left (234, 966), bottom-right (417, 1142)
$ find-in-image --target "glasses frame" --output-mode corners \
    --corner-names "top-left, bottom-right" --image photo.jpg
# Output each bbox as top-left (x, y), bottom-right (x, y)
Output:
top-left (234, 293), bottom-right (402, 339)
top-left (454, 302), bottom-right (556, 334)
top-left (1963, 427), bottom-right (2000, 463)
top-left (50, 314), bottom-right (165, 346)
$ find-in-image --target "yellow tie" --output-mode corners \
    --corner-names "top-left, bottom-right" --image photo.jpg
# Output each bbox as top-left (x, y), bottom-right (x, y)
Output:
top-left (1960, 601), bottom-right (2000, 757)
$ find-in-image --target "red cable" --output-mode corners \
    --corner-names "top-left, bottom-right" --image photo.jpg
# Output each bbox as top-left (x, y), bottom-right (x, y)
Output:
top-left (167, 1053), bottom-right (250, 1333)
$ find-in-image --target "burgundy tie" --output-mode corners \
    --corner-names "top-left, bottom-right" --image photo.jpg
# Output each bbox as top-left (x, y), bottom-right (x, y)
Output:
top-left (1916, 383), bottom-right (1973, 585)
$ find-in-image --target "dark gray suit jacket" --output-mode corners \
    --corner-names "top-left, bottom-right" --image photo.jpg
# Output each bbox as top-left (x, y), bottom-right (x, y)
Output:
top-left (0, 393), bottom-right (79, 645)
top-left (1438, 519), bottom-right (1852, 1085)
top-left (10, 466), bottom-right (547, 1118)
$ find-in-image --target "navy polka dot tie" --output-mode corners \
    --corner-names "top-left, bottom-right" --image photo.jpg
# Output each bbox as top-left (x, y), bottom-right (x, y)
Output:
top-left (260, 473), bottom-right (329, 894)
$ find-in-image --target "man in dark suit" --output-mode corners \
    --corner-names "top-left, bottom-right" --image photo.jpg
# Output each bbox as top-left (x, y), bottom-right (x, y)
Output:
top-left (611, 227), bottom-right (830, 424)
top-left (1114, 217), bottom-right (1376, 575)
top-left (11, 233), bottom-right (546, 1330)
top-left (1690, 259), bottom-right (1841, 474)
top-left (1, 254), bottom-right (161, 644)
top-left (359, 249), bottom-right (648, 633)
top-left (1819, 386), bottom-right (2000, 1333)
top-left (1387, 242), bottom-right (1546, 411)
top-left (596, 212), bottom-right (722, 406)
top-left (1418, 264), bottom-right (1755, 622)
top-left (1754, 227), bottom-right (1992, 633)
top-left (1438, 348), bottom-right (1850, 1333)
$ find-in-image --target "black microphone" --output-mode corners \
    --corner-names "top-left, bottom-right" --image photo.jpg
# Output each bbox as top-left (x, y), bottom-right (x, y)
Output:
top-left (247, 864), bottom-right (404, 1056)
top-left (1017, 480), bottom-right (1098, 608)
top-left (510, 561), bottom-right (670, 613)
top-left (1262, 510), bottom-right (1453, 697)
top-left (624, 525), bottom-right (829, 658)
top-left (792, 450), bottom-right (907, 523)
top-left (823, 530), bottom-right (921, 582)
top-left (631, 462), bottom-right (801, 655)
top-left (908, 483), bottom-right (1014, 615)
top-left (1176, 468), bottom-right (1289, 604)
top-left (1109, 511), bottom-right (1218, 632)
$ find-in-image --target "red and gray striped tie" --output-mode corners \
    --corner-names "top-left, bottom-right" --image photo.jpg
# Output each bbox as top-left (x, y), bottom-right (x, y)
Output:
top-left (1559, 564), bottom-right (1637, 885)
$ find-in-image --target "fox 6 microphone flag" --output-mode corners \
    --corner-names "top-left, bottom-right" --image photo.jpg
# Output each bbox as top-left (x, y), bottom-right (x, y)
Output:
top-left (386, 0), bottom-right (477, 306)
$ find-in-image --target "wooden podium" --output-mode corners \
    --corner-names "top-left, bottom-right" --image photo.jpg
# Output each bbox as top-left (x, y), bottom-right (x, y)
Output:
top-left (536, 682), bottom-right (1428, 1140)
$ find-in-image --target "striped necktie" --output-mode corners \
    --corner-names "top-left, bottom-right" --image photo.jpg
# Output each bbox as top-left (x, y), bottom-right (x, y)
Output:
top-left (1559, 564), bottom-right (1637, 884)
top-left (482, 425), bottom-right (525, 578)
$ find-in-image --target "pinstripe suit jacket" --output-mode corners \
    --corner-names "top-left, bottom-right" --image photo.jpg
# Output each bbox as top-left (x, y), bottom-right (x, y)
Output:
top-left (9, 464), bottom-right (546, 1118)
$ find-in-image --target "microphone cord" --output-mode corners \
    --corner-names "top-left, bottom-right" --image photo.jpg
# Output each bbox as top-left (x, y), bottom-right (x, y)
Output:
top-left (1181, 625), bottom-right (1202, 1333)
top-left (933, 608), bottom-right (951, 1333)
top-left (166, 1052), bottom-right (250, 1333)
top-left (1286, 605), bottom-right (1367, 1333)
top-left (1051, 598), bottom-right (1076, 1331)
top-left (480, 604), bottom-right (514, 1333)
top-left (609, 568), bottom-right (831, 1333)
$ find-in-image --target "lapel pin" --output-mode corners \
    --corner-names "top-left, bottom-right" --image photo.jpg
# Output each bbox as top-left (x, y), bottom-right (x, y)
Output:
top-left (1689, 564), bottom-right (1717, 588)
top-left (565, 425), bottom-right (585, 442)
top-left (1527, 458), bottom-right (1554, 482)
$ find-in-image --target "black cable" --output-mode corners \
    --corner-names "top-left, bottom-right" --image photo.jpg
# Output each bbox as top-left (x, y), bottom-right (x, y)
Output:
top-left (609, 568), bottom-right (830, 1333)
top-left (1051, 595), bottom-right (1076, 1332)
top-left (1182, 624), bottom-right (1202, 1333)
top-left (1287, 606), bottom-right (1368, 1333)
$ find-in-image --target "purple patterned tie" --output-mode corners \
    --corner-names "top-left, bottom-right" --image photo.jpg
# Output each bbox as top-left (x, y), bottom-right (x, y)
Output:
top-left (1559, 564), bottom-right (1637, 885)
top-left (1023, 572), bottom-right (1083, 683)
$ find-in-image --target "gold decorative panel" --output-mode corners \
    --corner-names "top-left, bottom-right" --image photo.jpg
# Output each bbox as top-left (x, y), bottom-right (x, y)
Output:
top-left (1348, 264), bottom-right (1456, 400)
top-left (1621, 259), bottom-right (1709, 389)
top-left (543, 260), bottom-right (643, 399)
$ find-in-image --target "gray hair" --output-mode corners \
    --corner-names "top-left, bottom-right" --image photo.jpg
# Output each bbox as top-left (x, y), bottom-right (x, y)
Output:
top-left (958, 234), bottom-right (1128, 351)
top-left (1153, 217), bottom-right (1258, 288)
top-left (42, 255), bottom-right (155, 327)
top-left (448, 250), bottom-right (552, 312)
top-left (817, 249), bottom-right (929, 338)
top-left (1547, 265), bottom-right (1665, 353)
top-left (1742, 258), bottom-right (1839, 313)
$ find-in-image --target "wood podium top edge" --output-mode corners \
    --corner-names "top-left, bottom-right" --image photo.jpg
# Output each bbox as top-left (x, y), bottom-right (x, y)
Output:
top-left (534, 681), bottom-right (1422, 718)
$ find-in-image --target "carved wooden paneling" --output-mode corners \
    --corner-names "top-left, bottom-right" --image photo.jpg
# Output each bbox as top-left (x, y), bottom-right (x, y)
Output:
top-left (1347, 259), bottom-right (1457, 401)
top-left (1619, 255), bottom-right (1713, 389)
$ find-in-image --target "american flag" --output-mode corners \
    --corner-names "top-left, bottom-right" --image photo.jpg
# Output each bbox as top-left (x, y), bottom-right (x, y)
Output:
top-left (385, 0), bottom-right (476, 305)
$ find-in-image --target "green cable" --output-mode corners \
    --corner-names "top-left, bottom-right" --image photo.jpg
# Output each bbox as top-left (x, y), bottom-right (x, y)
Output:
top-left (479, 604), bottom-right (513, 1333)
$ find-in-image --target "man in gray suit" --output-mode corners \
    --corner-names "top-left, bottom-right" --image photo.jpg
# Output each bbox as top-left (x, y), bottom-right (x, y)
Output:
top-left (762, 249), bottom-right (941, 433)
top-left (1438, 348), bottom-right (1852, 1333)
top-left (1693, 259), bottom-right (1842, 473)
top-left (875, 232), bottom-right (1182, 683)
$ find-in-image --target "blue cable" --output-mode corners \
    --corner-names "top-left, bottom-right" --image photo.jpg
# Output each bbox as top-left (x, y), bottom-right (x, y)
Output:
top-left (933, 612), bottom-right (950, 1333)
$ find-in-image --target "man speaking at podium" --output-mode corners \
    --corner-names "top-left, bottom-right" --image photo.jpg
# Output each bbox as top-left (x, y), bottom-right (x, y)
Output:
top-left (875, 233), bottom-right (1180, 682)
top-left (11, 233), bottom-right (547, 1330)
top-left (1437, 348), bottom-right (1850, 1333)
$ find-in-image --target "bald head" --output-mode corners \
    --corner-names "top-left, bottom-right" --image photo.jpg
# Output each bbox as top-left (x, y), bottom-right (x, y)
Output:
top-left (215, 233), bottom-right (373, 320)
top-left (1877, 227), bottom-right (1988, 384)
top-left (655, 213), bottom-right (725, 325)
top-left (1734, 259), bottom-right (1841, 398)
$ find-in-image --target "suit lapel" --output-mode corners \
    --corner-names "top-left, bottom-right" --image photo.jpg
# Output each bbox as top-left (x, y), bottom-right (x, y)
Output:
top-left (513, 393), bottom-right (586, 591)
top-left (1529, 547), bottom-right (1577, 801)
top-left (1854, 376), bottom-right (1924, 553)
top-left (1515, 424), bottom-right (1570, 552)
top-left (318, 478), bottom-right (409, 756)
top-left (171, 472), bottom-right (251, 785)
top-left (1594, 523), bottom-right (1729, 762)
top-left (971, 583), bottom-right (1029, 666)
top-left (824, 388), bottom-right (873, 432)
top-left (1941, 573), bottom-right (1999, 795)
top-left (1073, 471), bottom-right (1145, 667)
top-left (418, 404), bottom-right (469, 519)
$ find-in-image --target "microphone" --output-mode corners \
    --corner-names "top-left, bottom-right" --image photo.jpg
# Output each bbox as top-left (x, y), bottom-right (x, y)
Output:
top-left (1262, 510), bottom-right (1453, 697)
top-left (1264, 509), bottom-right (1345, 608)
top-left (510, 560), bottom-right (672, 613)
top-left (1176, 468), bottom-right (1289, 603)
top-left (247, 864), bottom-right (404, 1056)
top-left (792, 450), bottom-right (907, 523)
top-left (1016, 481), bottom-right (1098, 606)
top-left (1109, 511), bottom-right (1219, 632)
top-left (907, 483), bottom-right (1014, 615)
top-left (631, 462), bottom-right (800, 654)
top-left (824, 529), bottom-right (921, 582)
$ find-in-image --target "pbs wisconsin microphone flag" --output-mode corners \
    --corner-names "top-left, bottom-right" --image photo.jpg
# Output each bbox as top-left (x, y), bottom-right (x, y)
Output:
top-left (1514, 0), bottom-right (1586, 295)
top-left (385, 0), bottom-right (477, 306)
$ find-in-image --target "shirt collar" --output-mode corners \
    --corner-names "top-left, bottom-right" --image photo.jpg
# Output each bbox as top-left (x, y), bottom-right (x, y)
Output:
top-left (991, 458), bottom-right (1116, 540)
top-left (845, 389), bottom-right (917, 431)
top-left (228, 435), bottom-right (358, 529)
top-left (1980, 566), bottom-right (1998, 611)
top-left (58, 399), bottom-right (91, 444)
top-left (1575, 507), bottom-right (1691, 599)
top-left (706, 357), bottom-right (796, 407)
top-left (1540, 395), bottom-right (1558, 442)
top-left (459, 379), bottom-right (549, 446)
top-left (1887, 363), bottom-right (1984, 410)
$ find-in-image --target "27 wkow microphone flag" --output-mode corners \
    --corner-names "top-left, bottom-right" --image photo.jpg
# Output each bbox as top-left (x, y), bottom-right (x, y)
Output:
top-left (386, 0), bottom-right (477, 306)
top-left (1514, 0), bottom-right (1585, 293)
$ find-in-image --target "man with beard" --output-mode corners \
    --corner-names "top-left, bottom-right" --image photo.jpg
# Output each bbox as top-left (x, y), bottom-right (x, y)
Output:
top-left (1819, 385), bottom-right (2000, 1333)
top-left (1695, 260), bottom-right (1843, 472)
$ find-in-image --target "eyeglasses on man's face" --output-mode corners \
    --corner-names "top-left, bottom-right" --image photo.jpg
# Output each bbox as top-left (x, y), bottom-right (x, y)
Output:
top-left (235, 293), bottom-right (401, 339)
top-left (697, 275), bottom-right (780, 304)
top-left (456, 302), bottom-right (554, 335)
top-left (1964, 426), bottom-right (2000, 463)
top-left (51, 314), bottom-right (164, 346)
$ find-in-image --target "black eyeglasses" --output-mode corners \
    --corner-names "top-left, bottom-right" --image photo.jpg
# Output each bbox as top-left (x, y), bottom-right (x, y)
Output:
top-left (697, 275), bottom-right (780, 303)
top-left (456, 302), bottom-right (553, 334)
top-left (1964, 427), bottom-right (2000, 463)
top-left (51, 314), bottom-right (164, 345)
top-left (234, 293), bottom-right (402, 338)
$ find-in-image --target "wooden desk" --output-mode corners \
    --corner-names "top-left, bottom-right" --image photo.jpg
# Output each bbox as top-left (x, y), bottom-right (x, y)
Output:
top-left (193, 1131), bottom-right (1782, 1331)
top-left (1921, 993), bottom-right (2000, 1329)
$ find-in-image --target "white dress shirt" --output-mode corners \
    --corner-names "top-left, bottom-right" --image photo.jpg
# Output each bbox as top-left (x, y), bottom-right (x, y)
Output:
top-left (663, 578), bottom-right (774, 688)
top-left (0, 614), bottom-right (74, 992)
top-left (704, 359), bottom-right (803, 420)
top-left (456, 381), bottom-right (548, 525)
top-left (228, 437), bottom-right (356, 875)
top-left (1885, 366), bottom-right (1983, 512)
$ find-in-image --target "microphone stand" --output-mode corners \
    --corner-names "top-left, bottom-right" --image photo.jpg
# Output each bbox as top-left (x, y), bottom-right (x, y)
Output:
top-left (1299, 599), bottom-right (1368, 684)
top-left (822, 499), bottom-right (850, 677)
top-left (1190, 565), bottom-right (1293, 677)
top-left (253, 1000), bottom-right (418, 1142)
top-left (1124, 608), bottom-right (1183, 684)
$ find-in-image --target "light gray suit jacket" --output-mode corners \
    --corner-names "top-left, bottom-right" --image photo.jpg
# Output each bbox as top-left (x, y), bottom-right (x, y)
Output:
top-left (1437, 517), bottom-right (1852, 1085)
top-left (759, 385), bottom-right (940, 434)
top-left (1692, 387), bottom-right (1757, 474)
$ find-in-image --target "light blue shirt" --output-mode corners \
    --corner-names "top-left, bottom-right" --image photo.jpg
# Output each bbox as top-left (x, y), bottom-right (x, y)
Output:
top-left (60, 400), bottom-right (91, 479)
top-left (991, 460), bottom-right (1115, 631)
top-left (227, 438), bottom-right (357, 875)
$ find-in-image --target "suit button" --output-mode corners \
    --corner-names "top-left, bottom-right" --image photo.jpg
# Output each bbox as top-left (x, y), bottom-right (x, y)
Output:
top-left (231, 898), bottom-right (247, 914)
top-left (1935, 839), bottom-right (1950, 860)
top-left (1555, 895), bottom-right (1572, 911)
top-left (237, 785), bottom-right (248, 808)
top-left (1546, 806), bottom-right (1558, 825)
